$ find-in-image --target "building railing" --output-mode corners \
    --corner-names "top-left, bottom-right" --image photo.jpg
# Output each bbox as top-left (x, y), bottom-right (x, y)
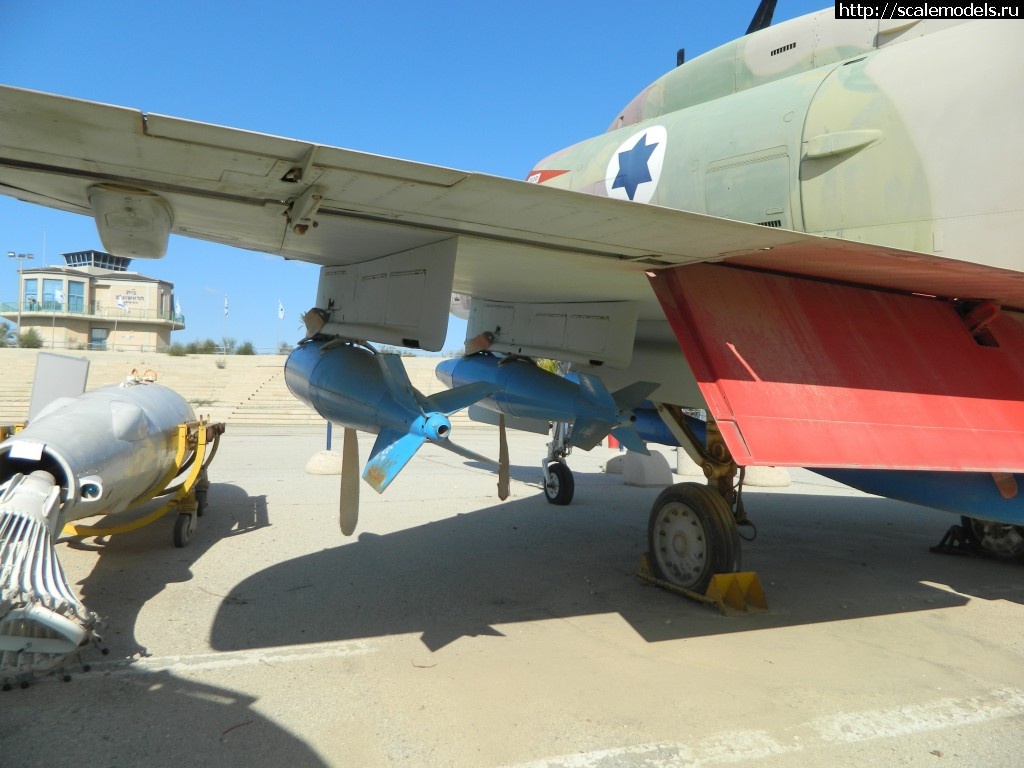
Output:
top-left (0, 338), bottom-right (291, 354)
top-left (0, 300), bottom-right (185, 325)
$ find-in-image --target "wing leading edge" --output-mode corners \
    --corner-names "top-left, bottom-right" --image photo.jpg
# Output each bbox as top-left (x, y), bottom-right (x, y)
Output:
top-left (6, 85), bottom-right (1024, 476)
top-left (4, 84), bottom-right (1024, 310)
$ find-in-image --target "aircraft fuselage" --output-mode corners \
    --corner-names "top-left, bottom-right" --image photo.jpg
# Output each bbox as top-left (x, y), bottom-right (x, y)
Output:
top-left (529, 14), bottom-right (1022, 273)
top-left (515, 12), bottom-right (1024, 527)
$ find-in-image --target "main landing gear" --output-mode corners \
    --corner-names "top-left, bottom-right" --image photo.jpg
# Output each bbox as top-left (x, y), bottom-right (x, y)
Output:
top-left (645, 405), bottom-right (751, 594)
top-left (962, 517), bottom-right (1024, 561)
top-left (933, 515), bottom-right (1024, 561)
top-left (648, 482), bottom-right (741, 593)
top-left (542, 406), bottom-right (753, 596)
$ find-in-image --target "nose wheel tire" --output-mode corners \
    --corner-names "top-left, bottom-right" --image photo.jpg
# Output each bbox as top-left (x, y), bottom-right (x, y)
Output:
top-left (544, 462), bottom-right (575, 505)
top-left (648, 482), bottom-right (741, 593)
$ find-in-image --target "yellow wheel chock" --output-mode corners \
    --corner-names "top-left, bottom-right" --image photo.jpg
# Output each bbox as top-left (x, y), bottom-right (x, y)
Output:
top-left (705, 572), bottom-right (768, 614)
top-left (62, 419), bottom-right (225, 547)
top-left (636, 553), bottom-right (768, 615)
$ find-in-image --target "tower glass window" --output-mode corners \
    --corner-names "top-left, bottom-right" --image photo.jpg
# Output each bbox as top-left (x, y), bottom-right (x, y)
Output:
top-left (23, 278), bottom-right (38, 310)
top-left (68, 281), bottom-right (85, 313)
top-left (42, 278), bottom-right (64, 310)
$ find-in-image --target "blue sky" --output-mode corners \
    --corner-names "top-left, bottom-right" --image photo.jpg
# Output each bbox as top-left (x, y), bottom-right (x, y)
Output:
top-left (1, 1), bottom-right (827, 352)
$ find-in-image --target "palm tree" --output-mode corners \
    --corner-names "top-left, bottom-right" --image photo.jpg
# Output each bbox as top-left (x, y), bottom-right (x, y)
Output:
top-left (0, 320), bottom-right (15, 348)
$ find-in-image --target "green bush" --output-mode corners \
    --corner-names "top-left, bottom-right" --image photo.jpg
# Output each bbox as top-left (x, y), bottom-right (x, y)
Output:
top-left (183, 339), bottom-right (218, 354)
top-left (18, 329), bottom-right (43, 348)
top-left (166, 342), bottom-right (188, 356)
top-left (236, 341), bottom-right (256, 355)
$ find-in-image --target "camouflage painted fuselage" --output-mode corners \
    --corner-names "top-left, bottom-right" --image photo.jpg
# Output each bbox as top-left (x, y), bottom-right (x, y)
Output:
top-left (529, 13), bottom-right (1022, 272)
top-left (525, 12), bottom-right (1024, 523)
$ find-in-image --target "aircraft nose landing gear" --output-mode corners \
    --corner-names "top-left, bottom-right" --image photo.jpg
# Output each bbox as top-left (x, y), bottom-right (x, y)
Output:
top-left (544, 461), bottom-right (574, 505)
top-left (543, 420), bottom-right (575, 505)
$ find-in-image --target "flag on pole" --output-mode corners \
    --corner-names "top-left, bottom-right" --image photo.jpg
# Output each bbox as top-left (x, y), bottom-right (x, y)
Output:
top-left (224, 296), bottom-right (229, 317)
top-left (278, 300), bottom-right (285, 320)
top-left (175, 300), bottom-right (182, 316)
top-left (55, 289), bottom-right (66, 305)
top-left (116, 295), bottom-right (126, 310)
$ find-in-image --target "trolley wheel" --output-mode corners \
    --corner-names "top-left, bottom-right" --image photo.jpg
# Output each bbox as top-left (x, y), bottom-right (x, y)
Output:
top-left (647, 482), bottom-right (741, 593)
top-left (544, 462), bottom-right (574, 505)
top-left (173, 513), bottom-right (197, 548)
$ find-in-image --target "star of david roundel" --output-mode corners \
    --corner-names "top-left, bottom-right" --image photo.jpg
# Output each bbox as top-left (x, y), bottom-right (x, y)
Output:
top-left (605, 125), bottom-right (668, 204)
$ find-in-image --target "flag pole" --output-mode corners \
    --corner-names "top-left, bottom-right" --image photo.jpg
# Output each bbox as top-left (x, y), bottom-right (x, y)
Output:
top-left (222, 295), bottom-right (229, 360)
top-left (52, 287), bottom-right (66, 349)
top-left (277, 299), bottom-right (284, 355)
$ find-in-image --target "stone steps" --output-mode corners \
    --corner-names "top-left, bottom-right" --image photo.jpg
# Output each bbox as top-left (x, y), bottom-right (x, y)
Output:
top-left (0, 349), bottom-right (490, 429)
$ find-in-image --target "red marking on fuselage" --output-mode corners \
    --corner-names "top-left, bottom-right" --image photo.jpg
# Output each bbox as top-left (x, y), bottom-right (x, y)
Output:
top-left (525, 169), bottom-right (570, 184)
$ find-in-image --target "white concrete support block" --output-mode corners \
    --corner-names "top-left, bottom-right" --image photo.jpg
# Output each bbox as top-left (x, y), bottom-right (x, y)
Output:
top-left (675, 449), bottom-right (704, 477)
top-left (623, 450), bottom-right (673, 487)
top-left (743, 466), bottom-right (791, 487)
top-left (306, 450), bottom-right (342, 475)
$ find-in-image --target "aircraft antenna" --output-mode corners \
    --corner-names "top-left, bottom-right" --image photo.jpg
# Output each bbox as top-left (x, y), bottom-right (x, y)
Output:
top-left (745, 0), bottom-right (777, 34)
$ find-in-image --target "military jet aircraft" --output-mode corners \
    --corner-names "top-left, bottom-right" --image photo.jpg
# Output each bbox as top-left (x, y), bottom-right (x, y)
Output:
top-left (1, 2), bottom-right (1023, 593)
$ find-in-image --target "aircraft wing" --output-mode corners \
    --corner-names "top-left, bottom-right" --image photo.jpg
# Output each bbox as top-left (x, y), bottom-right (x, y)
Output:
top-left (5, 85), bottom-right (1024, 474)
top-left (4, 84), bottom-right (1024, 310)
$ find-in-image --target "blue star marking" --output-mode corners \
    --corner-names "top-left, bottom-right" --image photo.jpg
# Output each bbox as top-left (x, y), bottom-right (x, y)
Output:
top-left (612, 133), bottom-right (659, 200)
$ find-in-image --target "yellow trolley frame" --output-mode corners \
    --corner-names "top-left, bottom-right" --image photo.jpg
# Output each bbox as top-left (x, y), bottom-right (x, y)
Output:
top-left (61, 419), bottom-right (226, 547)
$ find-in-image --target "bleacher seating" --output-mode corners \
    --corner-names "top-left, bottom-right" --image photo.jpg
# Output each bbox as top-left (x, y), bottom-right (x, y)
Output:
top-left (0, 349), bottom-right (477, 429)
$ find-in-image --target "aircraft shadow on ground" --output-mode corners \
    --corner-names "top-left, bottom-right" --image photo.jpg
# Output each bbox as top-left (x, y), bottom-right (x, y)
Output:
top-left (60, 482), bottom-right (268, 659)
top-left (468, 460), bottom-right (548, 485)
top-left (205, 478), bottom-right (1024, 653)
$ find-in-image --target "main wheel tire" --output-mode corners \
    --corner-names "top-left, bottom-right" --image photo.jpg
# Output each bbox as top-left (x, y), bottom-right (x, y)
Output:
top-left (544, 462), bottom-right (575, 505)
top-left (648, 482), bottom-right (741, 593)
top-left (961, 516), bottom-right (1024, 562)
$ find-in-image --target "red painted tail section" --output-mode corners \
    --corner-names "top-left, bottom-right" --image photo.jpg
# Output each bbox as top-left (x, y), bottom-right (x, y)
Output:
top-left (650, 264), bottom-right (1024, 472)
